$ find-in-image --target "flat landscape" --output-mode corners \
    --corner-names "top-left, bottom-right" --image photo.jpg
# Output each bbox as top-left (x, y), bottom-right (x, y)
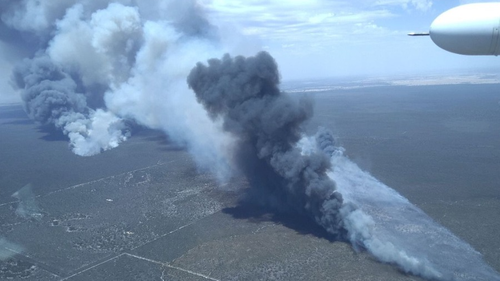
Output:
top-left (1, 82), bottom-right (499, 280)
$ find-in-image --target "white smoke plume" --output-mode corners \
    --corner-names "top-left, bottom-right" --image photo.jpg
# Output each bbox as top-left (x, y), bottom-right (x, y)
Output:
top-left (2, 0), bottom-right (238, 174)
top-left (2, 1), bottom-right (500, 281)
top-left (11, 184), bottom-right (42, 220)
top-left (310, 128), bottom-right (500, 281)
top-left (188, 52), bottom-right (499, 280)
top-left (0, 238), bottom-right (23, 261)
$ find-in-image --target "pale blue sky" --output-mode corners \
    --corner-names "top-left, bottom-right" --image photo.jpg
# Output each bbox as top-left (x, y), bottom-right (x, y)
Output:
top-left (203, 0), bottom-right (500, 80)
top-left (1, 0), bottom-right (500, 103)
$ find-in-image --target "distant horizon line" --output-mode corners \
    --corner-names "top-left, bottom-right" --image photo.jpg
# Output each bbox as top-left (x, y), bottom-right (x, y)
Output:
top-left (2, 72), bottom-right (500, 105)
top-left (282, 70), bottom-right (500, 83)
top-left (283, 72), bottom-right (500, 92)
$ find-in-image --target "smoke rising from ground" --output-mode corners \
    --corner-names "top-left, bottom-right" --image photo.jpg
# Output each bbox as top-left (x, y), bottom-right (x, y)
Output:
top-left (2, 1), bottom-right (500, 280)
top-left (332, 150), bottom-right (500, 281)
top-left (1, 0), bottom-right (237, 171)
top-left (301, 129), bottom-right (500, 281)
top-left (10, 55), bottom-right (128, 155)
top-left (11, 184), bottom-right (42, 220)
top-left (188, 52), bottom-right (344, 237)
top-left (2, 1), bottom-right (142, 155)
top-left (187, 49), bottom-right (500, 279)
top-left (0, 238), bottom-right (23, 261)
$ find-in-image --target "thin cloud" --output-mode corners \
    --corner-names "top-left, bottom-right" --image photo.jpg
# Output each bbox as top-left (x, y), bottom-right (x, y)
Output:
top-left (203, 0), bottom-right (401, 48)
top-left (459, 0), bottom-right (499, 4)
top-left (202, 0), bottom-right (429, 49)
top-left (374, 0), bottom-right (433, 12)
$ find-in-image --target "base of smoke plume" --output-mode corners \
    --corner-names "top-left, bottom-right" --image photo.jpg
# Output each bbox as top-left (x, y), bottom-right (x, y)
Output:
top-left (323, 145), bottom-right (500, 281)
top-left (0, 185), bottom-right (38, 262)
top-left (57, 109), bottom-right (130, 157)
top-left (0, 238), bottom-right (23, 261)
top-left (11, 184), bottom-right (42, 221)
top-left (12, 55), bottom-right (130, 157)
top-left (222, 186), bottom-right (343, 243)
top-left (217, 134), bottom-right (347, 242)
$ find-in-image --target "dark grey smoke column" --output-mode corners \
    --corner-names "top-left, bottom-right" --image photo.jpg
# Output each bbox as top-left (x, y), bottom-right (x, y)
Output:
top-left (12, 56), bottom-right (87, 124)
top-left (188, 51), bottom-right (344, 237)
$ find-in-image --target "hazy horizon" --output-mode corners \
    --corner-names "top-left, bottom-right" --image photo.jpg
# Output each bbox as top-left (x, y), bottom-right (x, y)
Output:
top-left (2, 0), bottom-right (500, 103)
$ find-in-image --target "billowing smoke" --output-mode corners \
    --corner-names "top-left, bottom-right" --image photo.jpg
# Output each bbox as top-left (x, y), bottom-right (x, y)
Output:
top-left (3, 1), bottom-right (500, 280)
top-left (188, 52), bottom-right (500, 281)
top-left (1, 0), bottom-right (237, 172)
top-left (187, 52), bottom-right (344, 237)
top-left (1, 1), bottom-right (143, 155)
top-left (186, 51), bottom-right (439, 276)
top-left (311, 128), bottom-right (442, 278)
top-left (302, 127), bottom-right (500, 280)
top-left (11, 55), bottom-right (128, 155)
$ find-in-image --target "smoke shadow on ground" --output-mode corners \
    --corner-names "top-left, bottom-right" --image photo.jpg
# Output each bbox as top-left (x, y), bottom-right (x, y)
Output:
top-left (222, 190), bottom-right (345, 243)
top-left (145, 135), bottom-right (185, 152)
top-left (0, 105), bottom-right (27, 121)
top-left (130, 127), bottom-right (186, 152)
top-left (37, 125), bottom-right (67, 142)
